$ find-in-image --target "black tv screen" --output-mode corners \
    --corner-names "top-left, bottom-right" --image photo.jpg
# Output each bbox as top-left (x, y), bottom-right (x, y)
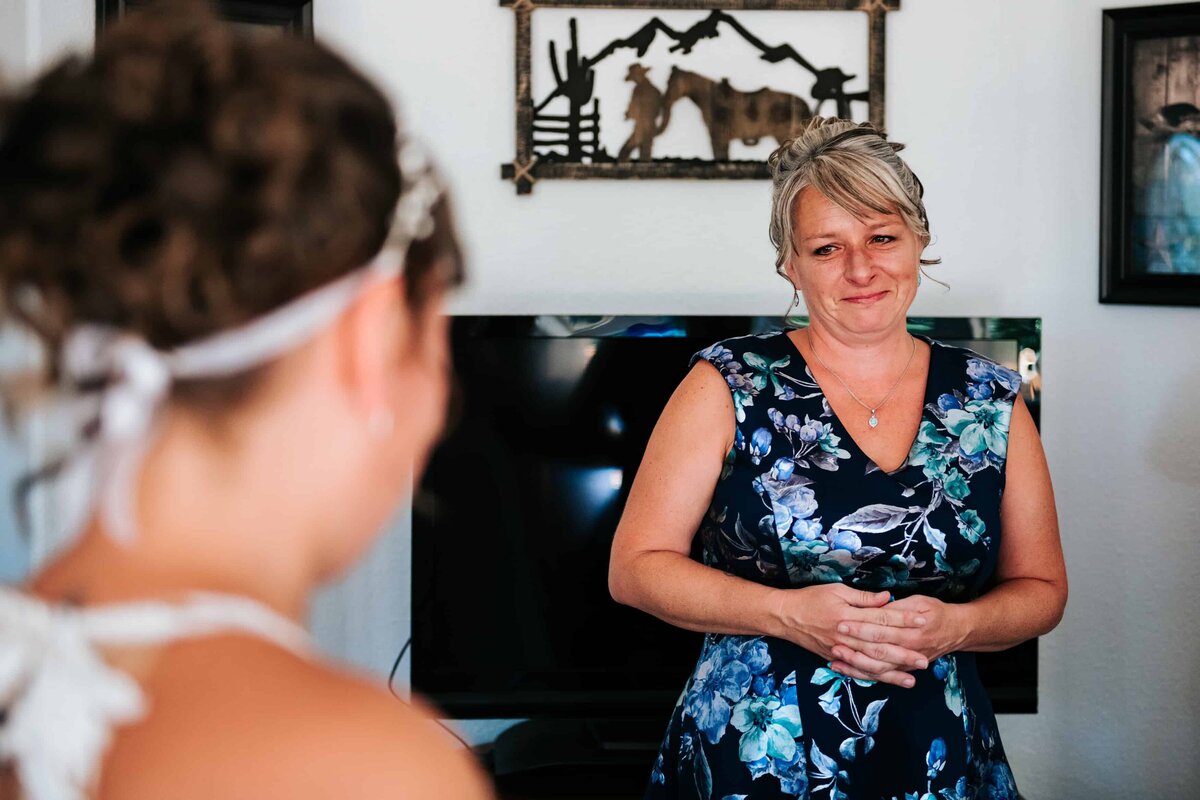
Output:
top-left (411, 316), bottom-right (1040, 719)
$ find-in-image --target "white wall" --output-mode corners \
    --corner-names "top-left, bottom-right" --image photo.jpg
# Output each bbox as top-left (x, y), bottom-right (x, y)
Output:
top-left (0, 0), bottom-right (35, 584)
top-left (0, 0), bottom-right (93, 81)
top-left (3, 1), bottom-right (1198, 796)
top-left (0, 1), bottom-right (95, 577)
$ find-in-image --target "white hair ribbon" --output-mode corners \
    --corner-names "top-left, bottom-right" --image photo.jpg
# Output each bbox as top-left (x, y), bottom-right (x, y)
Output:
top-left (38, 135), bottom-right (445, 545)
top-left (0, 586), bottom-right (312, 800)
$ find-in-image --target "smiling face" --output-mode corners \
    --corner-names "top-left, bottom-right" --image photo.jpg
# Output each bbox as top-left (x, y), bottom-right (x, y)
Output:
top-left (785, 186), bottom-right (924, 338)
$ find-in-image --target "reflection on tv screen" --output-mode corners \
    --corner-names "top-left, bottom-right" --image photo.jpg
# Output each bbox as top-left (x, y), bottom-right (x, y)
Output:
top-left (414, 334), bottom-right (711, 714)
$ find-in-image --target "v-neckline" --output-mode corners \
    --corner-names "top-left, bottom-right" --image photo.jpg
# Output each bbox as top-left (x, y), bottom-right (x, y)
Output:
top-left (779, 328), bottom-right (939, 478)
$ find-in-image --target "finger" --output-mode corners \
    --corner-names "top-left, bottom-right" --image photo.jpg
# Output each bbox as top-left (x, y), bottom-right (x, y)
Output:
top-left (838, 587), bottom-right (891, 608)
top-left (888, 596), bottom-right (936, 614)
top-left (831, 645), bottom-right (916, 680)
top-left (835, 635), bottom-right (928, 669)
top-left (837, 620), bottom-right (925, 649)
top-left (826, 661), bottom-right (880, 683)
top-left (829, 660), bottom-right (916, 689)
top-left (842, 605), bottom-right (928, 628)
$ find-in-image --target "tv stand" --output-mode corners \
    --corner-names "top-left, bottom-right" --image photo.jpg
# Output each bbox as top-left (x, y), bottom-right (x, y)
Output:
top-left (485, 718), bottom-right (662, 796)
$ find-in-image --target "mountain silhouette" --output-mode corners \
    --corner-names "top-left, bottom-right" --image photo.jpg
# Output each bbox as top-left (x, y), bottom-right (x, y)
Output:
top-left (536, 10), bottom-right (850, 113)
top-left (587, 10), bottom-right (820, 75)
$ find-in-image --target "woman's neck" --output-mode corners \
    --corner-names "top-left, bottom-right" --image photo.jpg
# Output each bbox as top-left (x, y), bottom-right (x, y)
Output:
top-left (798, 322), bottom-right (916, 384)
top-left (27, 413), bottom-right (325, 624)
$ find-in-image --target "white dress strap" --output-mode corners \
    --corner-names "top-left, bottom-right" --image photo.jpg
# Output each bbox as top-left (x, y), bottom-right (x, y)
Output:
top-left (0, 586), bottom-right (313, 800)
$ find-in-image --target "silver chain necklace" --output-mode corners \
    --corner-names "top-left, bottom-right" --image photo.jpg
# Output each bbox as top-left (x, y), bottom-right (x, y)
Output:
top-left (805, 329), bottom-right (916, 429)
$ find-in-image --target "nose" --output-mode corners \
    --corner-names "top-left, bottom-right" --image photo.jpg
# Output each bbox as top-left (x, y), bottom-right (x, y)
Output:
top-left (843, 245), bottom-right (875, 285)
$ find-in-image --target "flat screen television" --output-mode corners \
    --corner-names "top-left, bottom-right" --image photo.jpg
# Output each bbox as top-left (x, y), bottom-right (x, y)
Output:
top-left (411, 316), bottom-right (1042, 724)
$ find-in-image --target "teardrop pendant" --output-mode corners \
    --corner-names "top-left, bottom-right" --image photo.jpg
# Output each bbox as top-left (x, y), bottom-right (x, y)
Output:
top-left (868, 412), bottom-right (879, 428)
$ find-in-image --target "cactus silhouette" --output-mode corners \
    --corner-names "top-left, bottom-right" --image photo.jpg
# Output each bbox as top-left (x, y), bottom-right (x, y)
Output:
top-left (548, 18), bottom-right (596, 160)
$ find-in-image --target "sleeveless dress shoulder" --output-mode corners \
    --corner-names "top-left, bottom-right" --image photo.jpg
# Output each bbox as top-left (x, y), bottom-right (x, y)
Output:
top-left (646, 329), bottom-right (1022, 800)
top-left (0, 587), bottom-right (312, 800)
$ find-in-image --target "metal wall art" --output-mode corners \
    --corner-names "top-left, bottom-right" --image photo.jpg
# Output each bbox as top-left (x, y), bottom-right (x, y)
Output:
top-left (97, 0), bottom-right (314, 39)
top-left (501, 1), bottom-right (897, 194)
top-left (1101, 2), bottom-right (1200, 305)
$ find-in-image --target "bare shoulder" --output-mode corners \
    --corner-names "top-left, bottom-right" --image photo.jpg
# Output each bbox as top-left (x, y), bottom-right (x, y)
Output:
top-left (660, 352), bottom-right (736, 453)
top-left (99, 633), bottom-right (494, 800)
top-left (1006, 392), bottom-right (1048, 469)
top-left (679, 346), bottom-right (734, 398)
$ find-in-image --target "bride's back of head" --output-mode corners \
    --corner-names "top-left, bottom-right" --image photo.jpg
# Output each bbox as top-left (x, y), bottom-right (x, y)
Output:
top-left (0, 0), bottom-right (461, 401)
top-left (0, 0), bottom-right (464, 561)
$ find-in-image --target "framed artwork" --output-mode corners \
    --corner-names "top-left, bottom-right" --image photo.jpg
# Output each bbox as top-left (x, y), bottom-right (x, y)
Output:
top-left (1101, 2), bottom-right (1200, 305)
top-left (501, 0), bottom-right (898, 194)
top-left (96, 0), bottom-right (313, 39)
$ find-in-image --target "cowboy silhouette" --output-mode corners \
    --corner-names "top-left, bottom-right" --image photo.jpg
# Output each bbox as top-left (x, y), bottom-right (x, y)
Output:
top-left (619, 63), bottom-right (663, 162)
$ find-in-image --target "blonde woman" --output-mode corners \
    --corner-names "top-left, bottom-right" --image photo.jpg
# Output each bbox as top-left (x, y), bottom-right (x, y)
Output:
top-left (610, 118), bottom-right (1066, 799)
top-left (0, 3), bottom-right (491, 798)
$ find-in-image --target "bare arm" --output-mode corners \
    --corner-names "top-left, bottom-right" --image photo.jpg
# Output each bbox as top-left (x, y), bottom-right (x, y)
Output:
top-left (608, 360), bottom-right (782, 636)
top-left (956, 391), bottom-right (1067, 651)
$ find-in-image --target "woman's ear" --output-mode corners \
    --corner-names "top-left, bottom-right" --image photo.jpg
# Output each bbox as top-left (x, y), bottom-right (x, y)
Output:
top-left (783, 255), bottom-right (802, 290)
top-left (334, 277), bottom-right (407, 419)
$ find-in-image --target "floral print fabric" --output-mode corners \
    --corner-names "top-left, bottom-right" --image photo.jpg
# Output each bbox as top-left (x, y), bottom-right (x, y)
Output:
top-left (645, 331), bottom-right (1021, 800)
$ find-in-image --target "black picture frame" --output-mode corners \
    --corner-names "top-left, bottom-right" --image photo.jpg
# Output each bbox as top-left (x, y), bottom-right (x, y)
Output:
top-left (1101, 3), bottom-right (1200, 305)
top-left (501, 0), bottom-right (897, 194)
top-left (96, 0), bottom-right (313, 39)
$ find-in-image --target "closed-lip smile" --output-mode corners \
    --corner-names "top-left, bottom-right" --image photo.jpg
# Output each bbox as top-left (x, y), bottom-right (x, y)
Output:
top-left (845, 290), bottom-right (888, 303)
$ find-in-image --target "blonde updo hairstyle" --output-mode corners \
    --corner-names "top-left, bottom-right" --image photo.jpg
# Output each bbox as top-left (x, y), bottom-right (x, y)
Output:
top-left (767, 118), bottom-right (941, 298)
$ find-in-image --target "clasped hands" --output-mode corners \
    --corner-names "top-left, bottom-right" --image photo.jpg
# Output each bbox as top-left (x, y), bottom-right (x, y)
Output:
top-left (775, 584), bottom-right (969, 688)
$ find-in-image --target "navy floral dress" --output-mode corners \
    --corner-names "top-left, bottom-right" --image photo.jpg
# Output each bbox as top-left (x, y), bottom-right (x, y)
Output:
top-left (645, 329), bottom-right (1022, 800)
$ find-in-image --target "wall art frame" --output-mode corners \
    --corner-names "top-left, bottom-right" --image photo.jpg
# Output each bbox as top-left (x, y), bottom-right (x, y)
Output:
top-left (501, 0), bottom-right (898, 194)
top-left (96, 0), bottom-right (314, 39)
top-left (1101, 2), bottom-right (1200, 305)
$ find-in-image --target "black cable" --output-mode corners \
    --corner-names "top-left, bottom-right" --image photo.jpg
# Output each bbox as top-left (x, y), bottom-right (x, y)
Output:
top-left (386, 638), bottom-right (472, 751)
top-left (387, 637), bottom-right (411, 700)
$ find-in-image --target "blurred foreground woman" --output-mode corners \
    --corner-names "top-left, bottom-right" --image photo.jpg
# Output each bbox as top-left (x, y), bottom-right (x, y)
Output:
top-left (0, 2), bottom-right (492, 798)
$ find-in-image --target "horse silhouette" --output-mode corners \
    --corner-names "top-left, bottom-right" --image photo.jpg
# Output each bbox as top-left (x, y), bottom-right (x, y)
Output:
top-left (657, 66), bottom-right (812, 160)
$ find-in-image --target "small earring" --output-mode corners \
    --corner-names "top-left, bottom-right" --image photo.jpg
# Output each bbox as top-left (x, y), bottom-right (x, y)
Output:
top-left (786, 286), bottom-right (801, 319)
top-left (917, 273), bottom-right (923, 287)
top-left (368, 408), bottom-right (395, 439)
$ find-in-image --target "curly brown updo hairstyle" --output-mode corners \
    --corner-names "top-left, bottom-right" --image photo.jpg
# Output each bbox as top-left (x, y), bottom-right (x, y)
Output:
top-left (0, 0), bottom-right (463, 415)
